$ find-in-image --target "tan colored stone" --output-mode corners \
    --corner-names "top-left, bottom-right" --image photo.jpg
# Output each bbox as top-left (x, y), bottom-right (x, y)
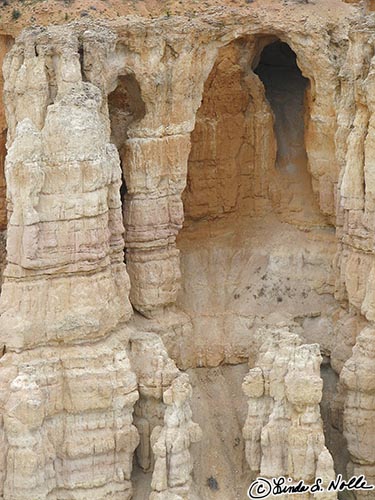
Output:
top-left (0, 4), bottom-right (375, 499)
top-left (243, 327), bottom-right (336, 499)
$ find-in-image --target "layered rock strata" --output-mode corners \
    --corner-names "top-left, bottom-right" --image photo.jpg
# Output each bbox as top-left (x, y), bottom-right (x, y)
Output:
top-left (242, 328), bottom-right (337, 499)
top-left (0, 1), bottom-right (374, 498)
top-left (0, 25), bottom-right (200, 500)
top-left (128, 330), bottom-right (201, 500)
top-left (0, 333), bottom-right (139, 500)
top-left (340, 326), bottom-right (375, 499)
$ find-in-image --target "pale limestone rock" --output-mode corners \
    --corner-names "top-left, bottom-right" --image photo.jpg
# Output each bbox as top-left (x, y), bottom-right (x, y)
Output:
top-left (150, 374), bottom-right (202, 500)
top-left (0, 27), bottom-right (132, 350)
top-left (0, 4), bottom-right (375, 499)
top-left (341, 326), bottom-right (375, 499)
top-left (128, 331), bottom-right (201, 499)
top-left (330, 310), bottom-right (367, 374)
top-left (0, 24), bottom-right (198, 500)
top-left (0, 332), bottom-right (140, 500)
top-left (243, 328), bottom-right (336, 499)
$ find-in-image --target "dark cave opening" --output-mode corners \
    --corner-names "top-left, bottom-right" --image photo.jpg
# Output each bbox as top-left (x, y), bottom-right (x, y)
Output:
top-left (253, 39), bottom-right (327, 224)
top-left (254, 40), bottom-right (309, 177)
top-left (175, 38), bottom-right (347, 494)
top-left (253, 41), bottom-right (351, 493)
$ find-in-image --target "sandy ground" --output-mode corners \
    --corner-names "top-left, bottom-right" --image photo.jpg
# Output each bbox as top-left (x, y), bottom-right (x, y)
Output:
top-left (0, 0), bottom-right (357, 37)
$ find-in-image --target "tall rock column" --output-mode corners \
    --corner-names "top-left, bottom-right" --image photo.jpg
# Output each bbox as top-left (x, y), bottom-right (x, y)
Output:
top-left (335, 27), bottom-right (375, 495)
top-left (118, 28), bottom-right (217, 316)
top-left (123, 132), bottom-right (190, 316)
top-left (341, 326), bottom-right (375, 498)
top-left (128, 330), bottom-right (201, 500)
top-left (0, 28), bottom-right (132, 350)
top-left (0, 26), bottom-right (138, 500)
top-left (0, 35), bottom-right (13, 287)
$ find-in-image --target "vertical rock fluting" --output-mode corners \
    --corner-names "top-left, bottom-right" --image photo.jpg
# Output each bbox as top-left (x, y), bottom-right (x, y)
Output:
top-left (0, 3), bottom-right (375, 499)
top-left (340, 327), bottom-right (375, 498)
top-left (0, 35), bottom-right (13, 289)
top-left (242, 328), bottom-right (337, 500)
top-left (116, 27), bottom-right (217, 317)
top-left (150, 373), bottom-right (202, 500)
top-left (0, 338), bottom-right (140, 500)
top-left (0, 26), bottom-right (139, 500)
top-left (0, 24), bottom-right (202, 500)
top-left (334, 23), bottom-right (375, 495)
top-left (128, 331), bottom-right (201, 499)
top-left (0, 27), bottom-right (132, 350)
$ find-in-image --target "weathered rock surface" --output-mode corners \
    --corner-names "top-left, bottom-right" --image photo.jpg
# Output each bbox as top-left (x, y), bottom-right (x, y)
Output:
top-left (0, 331), bottom-right (140, 500)
top-left (341, 326), bottom-right (375, 499)
top-left (0, 23), bottom-right (200, 500)
top-left (0, 1), bottom-right (374, 498)
top-left (242, 328), bottom-right (337, 499)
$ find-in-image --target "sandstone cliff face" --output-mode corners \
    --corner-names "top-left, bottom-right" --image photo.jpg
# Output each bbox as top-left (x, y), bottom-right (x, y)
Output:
top-left (0, 24), bottom-right (201, 500)
top-left (0, 1), bottom-right (374, 498)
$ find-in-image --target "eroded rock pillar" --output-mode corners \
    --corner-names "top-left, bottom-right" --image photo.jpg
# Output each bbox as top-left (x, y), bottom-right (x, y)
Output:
top-left (0, 27), bottom-right (132, 351)
top-left (124, 133), bottom-right (190, 316)
top-left (341, 327), bottom-right (375, 498)
top-left (334, 31), bottom-right (375, 493)
top-left (121, 41), bottom-right (217, 316)
top-left (243, 327), bottom-right (337, 499)
top-left (0, 26), bottom-right (138, 500)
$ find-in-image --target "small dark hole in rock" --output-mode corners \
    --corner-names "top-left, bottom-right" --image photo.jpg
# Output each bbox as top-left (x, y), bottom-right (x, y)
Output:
top-left (207, 476), bottom-right (219, 490)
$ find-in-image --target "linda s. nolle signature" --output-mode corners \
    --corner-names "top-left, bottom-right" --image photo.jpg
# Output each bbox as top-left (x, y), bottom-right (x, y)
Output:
top-left (247, 474), bottom-right (374, 498)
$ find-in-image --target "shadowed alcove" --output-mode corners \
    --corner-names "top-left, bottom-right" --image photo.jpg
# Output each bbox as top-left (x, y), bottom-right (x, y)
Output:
top-left (254, 39), bottom-right (323, 221)
top-left (177, 36), bottom-right (336, 361)
top-left (108, 72), bottom-right (146, 245)
top-left (254, 40), bottom-right (309, 174)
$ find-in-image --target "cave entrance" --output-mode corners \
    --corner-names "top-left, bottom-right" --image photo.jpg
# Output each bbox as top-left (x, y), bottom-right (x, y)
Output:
top-left (175, 37), bottom-right (345, 496)
top-left (254, 40), bottom-right (308, 174)
top-left (254, 40), bottom-right (322, 221)
top-left (176, 37), bottom-right (337, 368)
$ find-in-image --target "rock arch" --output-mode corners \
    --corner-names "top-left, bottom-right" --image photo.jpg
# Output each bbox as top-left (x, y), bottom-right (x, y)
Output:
top-left (175, 33), bottom-right (337, 366)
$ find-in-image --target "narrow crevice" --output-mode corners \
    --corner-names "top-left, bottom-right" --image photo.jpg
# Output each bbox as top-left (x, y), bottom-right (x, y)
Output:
top-left (78, 45), bottom-right (86, 82)
top-left (108, 73), bottom-right (146, 267)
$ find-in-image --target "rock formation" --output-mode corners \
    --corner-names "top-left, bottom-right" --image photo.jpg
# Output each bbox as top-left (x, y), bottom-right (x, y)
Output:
top-left (150, 373), bottom-right (202, 500)
top-left (341, 326), bottom-right (375, 499)
top-left (0, 1), bottom-right (374, 499)
top-left (242, 327), bottom-right (336, 499)
top-left (0, 24), bottom-right (200, 500)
